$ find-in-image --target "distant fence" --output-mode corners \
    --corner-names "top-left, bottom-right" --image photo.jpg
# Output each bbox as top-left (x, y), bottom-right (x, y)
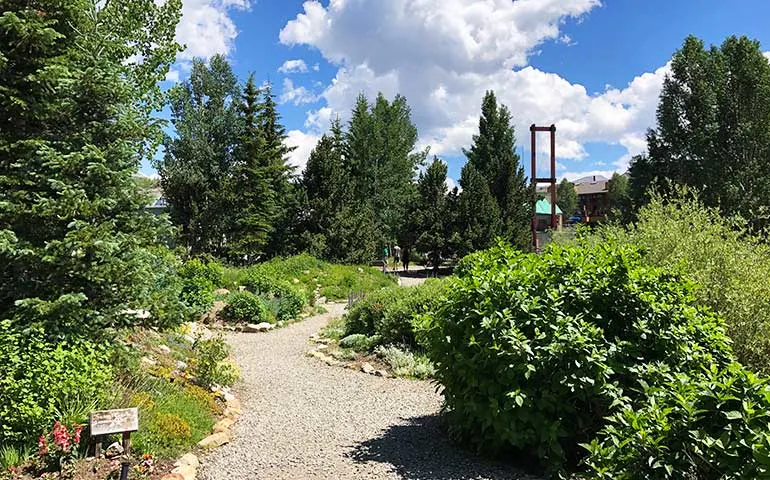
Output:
top-left (347, 291), bottom-right (366, 307)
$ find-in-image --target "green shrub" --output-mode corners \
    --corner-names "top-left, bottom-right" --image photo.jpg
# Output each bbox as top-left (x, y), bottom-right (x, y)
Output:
top-left (584, 362), bottom-right (770, 479)
top-left (566, 191), bottom-right (770, 373)
top-left (344, 279), bottom-right (448, 347)
top-left (418, 242), bottom-right (733, 475)
top-left (0, 322), bottom-right (113, 446)
top-left (179, 258), bottom-right (224, 315)
top-left (191, 335), bottom-right (239, 388)
top-left (339, 334), bottom-right (371, 351)
top-left (222, 291), bottom-right (269, 323)
top-left (242, 272), bottom-right (306, 321)
top-left (374, 345), bottom-right (435, 379)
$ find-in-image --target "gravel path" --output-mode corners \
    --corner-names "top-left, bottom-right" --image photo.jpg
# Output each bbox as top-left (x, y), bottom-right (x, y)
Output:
top-left (199, 302), bottom-right (537, 480)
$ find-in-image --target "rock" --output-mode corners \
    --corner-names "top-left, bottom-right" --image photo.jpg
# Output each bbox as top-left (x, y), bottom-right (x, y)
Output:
top-left (170, 464), bottom-right (196, 480)
top-left (157, 344), bottom-right (171, 355)
top-left (360, 362), bottom-right (375, 374)
top-left (213, 288), bottom-right (230, 296)
top-left (315, 344), bottom-right (328, 352)
top-left (198, 431), bottom-right (230, 449)
top-left (374, 370), bottom-right (389, 378)
top-left (226, 397), bottom-right (242, 412)
top-left (140, 356), bottom-right (157, 367)
top-left (174, 453), bottom-right (200, 469)
top-left (104, 442), bottom-right (124, 459)
top-left (317, 296), bottom-right (327, 304)
top-left (120, 309), bottom-right (151, 319)
top-left (175, 360), bottom-right (187, 370)
top-left (213, 418), bottom-right (235, 433)
top-left (357, 267), bottom-right (364, 273)
top-left (160, 475), bottom-right (184, 480)
top-left (315, 337), bottom-right (331, 345)
top-left (243, 322), bottom-right (274, 333)
top-left (238, 285), bottom-right (246, 292)
top-left (292, 278), bottom-right (300, 284)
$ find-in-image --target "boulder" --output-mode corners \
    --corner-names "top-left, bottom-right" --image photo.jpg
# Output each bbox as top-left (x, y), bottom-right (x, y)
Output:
top-left (174, 453), bottom-right (199, 469)
top-left (213, 418), bottom-right (235, 433)
top-left (317, 296), bottom-right (327, 305)
top-left (374, 370), bottom-right (389, 378)
top-left (198, 431), bottom-right (230, 449)
top-left (170, 464), bottom-right (196, 480)
top-left (157, 344), bottom-right (172, 355)
top-left (160, 475), bottom-right (184, 480)
top-left (243, 322), bottom-right (274, 333)
top-left (213, 288), bottom-right (230, 296)
top-left (175, 360), bottom-right (187, 371)
top-left (360, 362), bottom-right (375, 375)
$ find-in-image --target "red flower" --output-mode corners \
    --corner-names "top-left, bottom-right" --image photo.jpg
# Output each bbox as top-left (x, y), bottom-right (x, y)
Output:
top-left (38, 435), bottom-right (49, 455)
top-left (73, 425), bottom-right (83, 445)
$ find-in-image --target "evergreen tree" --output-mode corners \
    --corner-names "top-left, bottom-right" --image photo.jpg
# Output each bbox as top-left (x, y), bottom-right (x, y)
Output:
top-left (229, 74), bottom-right (275, 262)
top-left (463, 91), bottom-right (532, 250)
top-left (345, 92), bottom-right (424, 249)
top-left (157, 55), bottom-right (241, 256)
top-left (415, 157), bottom-right (451, 270)
top-left (632, 35), bottom-right (770, 216)
top-left (259, 82), bottom-right (298, 257)
top-left (456, 163), bottom-right (501, 256)
top-left (556, 178), bottom-right (578, 217)
top-left (0, 0), bottom-right (183, 331)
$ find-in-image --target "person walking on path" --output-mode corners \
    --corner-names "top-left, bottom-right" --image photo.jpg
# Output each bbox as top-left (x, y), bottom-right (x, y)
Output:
top-left (393, 245), bottom-right (401, 271)
top-left (402, 247), bottom-right (410, 271)
top-left (382, 245), bottom-right (390, 273)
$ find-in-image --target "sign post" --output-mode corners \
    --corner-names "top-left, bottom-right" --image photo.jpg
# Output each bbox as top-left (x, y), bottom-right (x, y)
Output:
top-left (89, 408), bottom-right (139, 480)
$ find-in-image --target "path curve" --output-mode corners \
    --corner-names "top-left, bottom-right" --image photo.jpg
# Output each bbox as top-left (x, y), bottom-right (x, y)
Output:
top-left (199, 303), bottom-right (537, 480)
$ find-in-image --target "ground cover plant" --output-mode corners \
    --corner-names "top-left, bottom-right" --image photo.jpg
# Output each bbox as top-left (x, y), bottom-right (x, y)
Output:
top-left (418, 241), bottom-right (770, 478)
top-left (564, 190), bottom-right (770, 374)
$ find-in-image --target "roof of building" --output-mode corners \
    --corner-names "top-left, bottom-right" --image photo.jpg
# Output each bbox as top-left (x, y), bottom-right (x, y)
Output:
top-left (574, 179), bottom-right (608, 195)
top-left (573, 174), bottom-right (608, 185)
top-left (536, 198), bottom-right (563, 215)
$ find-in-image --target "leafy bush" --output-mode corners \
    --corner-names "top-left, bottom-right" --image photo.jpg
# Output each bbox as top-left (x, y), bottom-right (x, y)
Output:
top-left (339, 334), bottom-right (371, 351)
top-left (565, 191), bottom-right (770, 374)
top-left (344, 279), bottom-right (448, 347)
top-left (179, 258), bottom-right (224, 315)
top-left (583, 362), bottom-right (770, 479)
top-left (0, 322), bottom-right (113, 446)
top-left (242, 271), bottom-right (306, 321)
top-left (191, 335), bottom-right (239, 388)
top-left (222, 291), bottom-right (269, 323)
top-left (374, 345), bottom-right (435, 379)
top-left (418, 242), bottom-right (734, 475)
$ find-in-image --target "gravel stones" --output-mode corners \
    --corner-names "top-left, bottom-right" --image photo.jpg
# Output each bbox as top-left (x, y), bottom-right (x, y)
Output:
top-left (199, 303), bottom-right (538, 480)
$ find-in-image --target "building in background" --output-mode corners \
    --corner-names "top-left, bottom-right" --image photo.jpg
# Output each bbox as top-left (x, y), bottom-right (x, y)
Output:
top-left (574, 175), bottom-right (609, 222)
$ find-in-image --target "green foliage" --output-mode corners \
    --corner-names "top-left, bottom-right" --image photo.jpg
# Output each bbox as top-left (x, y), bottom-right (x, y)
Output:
top-left (556, 179), bottom-right (578, 217)
top-left (606, 173), bottom-right (632, 223)
top-left (179, 258), bottom-right (223, 315)
top-left (344, 279), bottom-right (448, 347)
top-left (338, 334), bottom-right (371, 351)
top-left (418, 242), bottom-right (734, 475)
top-left (191, 335), bottom-right (239, 388)
top-left (0, 322), bottom-right (113, 445)
top-left (583, 362), bottom-right (770, 480)
top-left (456, 163), bottom-right (502, 256)
top-left (0, 445), bottom-right (29, 470)
top-left (0, 0), bottom-right (183, 335)
top-left (222, 291), bottom-right (269, 323)
top-left (461, 91), bottom-right (533, 250)
top-left (374, 345), bottom-right (435, 379)
top-left (572, 191), bottom-right (770, 374)
top-left (242, 272), bottom-right (306, 321)
top-left (630, 35), bottom-right (770, 216)
top-left (413, 157), bottom-right (453, 270)
top-left (127, 378), bottom-right (215, 458)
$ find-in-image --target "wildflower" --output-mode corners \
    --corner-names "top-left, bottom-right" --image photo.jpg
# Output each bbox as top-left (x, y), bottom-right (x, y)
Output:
top-left (38, 435), bottom-right (49, 456)
top-left (73, 425), bottom-right (83, 445)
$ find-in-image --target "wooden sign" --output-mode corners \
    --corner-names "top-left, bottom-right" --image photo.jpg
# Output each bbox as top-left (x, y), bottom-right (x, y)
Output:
top-left (89, 408), bottom-right (139, 436)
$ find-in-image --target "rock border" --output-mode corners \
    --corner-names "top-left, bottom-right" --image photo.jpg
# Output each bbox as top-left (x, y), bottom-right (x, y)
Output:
top-left (307, 334), bottom-right (390, 378)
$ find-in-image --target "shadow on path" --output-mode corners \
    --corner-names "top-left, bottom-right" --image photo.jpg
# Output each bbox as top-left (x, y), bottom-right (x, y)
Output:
top-left (347, 415), bottom-right (536, 480)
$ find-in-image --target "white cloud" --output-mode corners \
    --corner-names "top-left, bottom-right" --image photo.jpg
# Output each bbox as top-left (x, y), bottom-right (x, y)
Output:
top-left (445, 177), bottom-right (460, 192)
top-left (285, 130), bottom-right (320, 172)
top-left (279, 59), bottom-right (309, 73)
top-left (176, 0), bottom-right (250, 61)
top-left (313, 63), bottom-right (321, 72)
top-left (164, 68), bottom-right (180, 82)
top-left (279, 78), bottom-right (318, 105)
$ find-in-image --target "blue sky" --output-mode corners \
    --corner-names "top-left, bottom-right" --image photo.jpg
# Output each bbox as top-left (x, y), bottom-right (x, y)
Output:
top-left (143, 0), bottom-right (770, 187)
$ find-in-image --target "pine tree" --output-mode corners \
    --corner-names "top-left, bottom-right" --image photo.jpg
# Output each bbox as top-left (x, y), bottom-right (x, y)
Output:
top-left (229, 74), bottom-right (275, 262)
top-left (463, 91), bottom-right (532, 250)
top-left (158, 55), bottom-right (241, 256)
top-left (0, 0), bottom-right (183, 331)
top-left (415, 157), bottom-right (451, 270)
top-left (455, 163), bottom-right (501, 256)
top-left (606, 173), bottom-right (632, 223)
top-left (259, 82), bottom-right (298, 257)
